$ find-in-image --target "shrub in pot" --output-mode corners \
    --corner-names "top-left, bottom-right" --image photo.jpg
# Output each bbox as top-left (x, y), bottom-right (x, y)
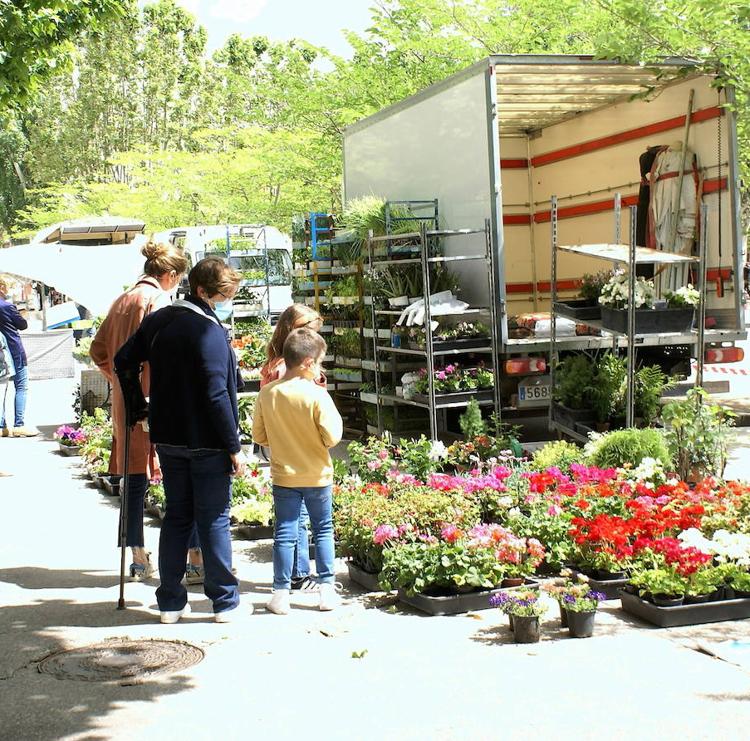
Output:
top-left (585, 427), bottom-right (672, 470)
top-left (661, 387), bottom-right (735, 482)
top-left (553, 354), bottom-right (595, 412)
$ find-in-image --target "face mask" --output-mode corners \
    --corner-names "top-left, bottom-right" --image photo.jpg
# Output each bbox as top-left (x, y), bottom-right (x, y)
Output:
top-left (213, 298), bottom-right (234, 321)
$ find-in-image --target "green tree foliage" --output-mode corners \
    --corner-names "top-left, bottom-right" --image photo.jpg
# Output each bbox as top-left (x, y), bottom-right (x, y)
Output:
top-left (0, 0), bottom-right (124, 109)
top-left (7, 0), bottom-right (750, 238)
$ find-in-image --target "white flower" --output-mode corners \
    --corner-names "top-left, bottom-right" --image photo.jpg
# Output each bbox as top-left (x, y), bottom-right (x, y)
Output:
top-left (428, 440), bottom-right (448, 461)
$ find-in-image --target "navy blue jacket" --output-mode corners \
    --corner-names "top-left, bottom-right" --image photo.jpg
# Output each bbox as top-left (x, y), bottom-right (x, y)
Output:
top-left (0, 298), bottom-right (27, 371)
top-left (114, 296), bottom-right (241, 454)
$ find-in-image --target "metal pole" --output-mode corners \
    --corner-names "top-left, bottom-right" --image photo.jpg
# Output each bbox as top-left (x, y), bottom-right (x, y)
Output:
top-left (548, 196), bottom-right (558, 434)
top-left (626, 205), bottom-right (637, 427)
top-left (420, 223), bottom-right (437, 440)
top-left (485, 218), bottom-right (501, 428)
top-left (117, 407), bottom-right (132, 610)
top-left (367, 230), bottom-right (382, 434)
top-left (696, 203), bottom-right (709, 388)
top-left (614, 192), bottom-right (622, 245)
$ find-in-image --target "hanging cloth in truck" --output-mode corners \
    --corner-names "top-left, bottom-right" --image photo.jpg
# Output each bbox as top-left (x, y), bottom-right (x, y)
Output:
top-left (635, 145), bottom-right (664, 278)
top-left (646, 143), bottom-right (703, 292)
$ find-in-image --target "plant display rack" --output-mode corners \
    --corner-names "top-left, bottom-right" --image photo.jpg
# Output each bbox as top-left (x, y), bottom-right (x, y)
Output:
top-left (366, 219), bottom-right (501, 440)
top-left (548, 194), bottom-right (708, 442)
top-left (292, 211), bottom-right (366, 437)
top-left (227, 225), bottom-right (277, 322)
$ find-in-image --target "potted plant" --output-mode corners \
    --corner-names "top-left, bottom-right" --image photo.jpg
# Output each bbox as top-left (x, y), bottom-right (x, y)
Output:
top-left (661, 387), bottom-right (735, 482)
top-left (628, 566), bottom-right (687, 606)
top-left (490, 589), bottom-right (547, 643)
top-left (551, 354), bottom-right (596, 428)
top-left (598, 272), bottom-right (694, 334)
top-left (590, 353), bottom-right (627, 429)
top-left (543, 571), bottom-right (607, 637)
top-left (55, 424), bottom-right (87, 455)
top-left (554, 270), bottom-right (610, 320)
top-left (634, 364), bottom-right (673, 427)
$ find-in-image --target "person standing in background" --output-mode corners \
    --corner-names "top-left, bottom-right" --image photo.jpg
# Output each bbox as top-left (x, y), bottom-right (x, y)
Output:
top-left (90, 239), bottom-right (204, 583)
top-left (0, 277), bottom-right (35, 438)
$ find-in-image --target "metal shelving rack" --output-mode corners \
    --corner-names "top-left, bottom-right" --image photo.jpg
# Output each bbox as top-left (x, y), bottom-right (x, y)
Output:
top-left (366, 219), bottom-right (501, 440)
top-left (548, 193), bottom-right (708, 441)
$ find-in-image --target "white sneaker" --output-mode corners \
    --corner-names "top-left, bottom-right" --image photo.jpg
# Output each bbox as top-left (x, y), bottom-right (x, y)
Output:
top-left (160, 602), bottom-right (191, 624)
top-left (266, 589), bottom-right (290, 615)
top-left (319, 582), bottom-right (341, 612)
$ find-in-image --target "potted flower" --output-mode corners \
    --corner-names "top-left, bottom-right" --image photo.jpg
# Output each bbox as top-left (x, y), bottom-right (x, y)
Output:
top-left (628, 566), bottom-right (687, 607)
top-left (599, 272), bottom-right (696, 334)
top-left (490, 589), bottom-right (547, 643)
top-left (551, 354), bottom-right (596, 428)
top-left (544, 571), bottom-right (606, 637)
top-left (55, 424), bottom-right (87, 455)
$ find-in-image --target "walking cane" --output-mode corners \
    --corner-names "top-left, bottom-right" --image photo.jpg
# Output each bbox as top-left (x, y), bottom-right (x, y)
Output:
top-left (117, 405), bottom-right (133, 610)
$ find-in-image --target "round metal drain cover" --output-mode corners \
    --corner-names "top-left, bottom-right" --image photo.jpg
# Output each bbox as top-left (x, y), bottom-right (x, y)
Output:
top-left (38, 639), bottom-right (204, 682)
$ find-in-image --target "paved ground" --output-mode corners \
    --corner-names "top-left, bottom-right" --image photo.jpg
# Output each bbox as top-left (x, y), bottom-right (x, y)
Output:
top-left (1, 377), bottom-right (750, 740)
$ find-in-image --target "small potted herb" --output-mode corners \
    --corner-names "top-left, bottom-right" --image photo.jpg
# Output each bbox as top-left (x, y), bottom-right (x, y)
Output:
top-left (490, 589), bottom-right (547, 643)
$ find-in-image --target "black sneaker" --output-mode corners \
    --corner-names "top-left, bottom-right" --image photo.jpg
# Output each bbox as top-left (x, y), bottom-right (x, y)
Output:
top-left (290, 576), bottom-right (318, 591)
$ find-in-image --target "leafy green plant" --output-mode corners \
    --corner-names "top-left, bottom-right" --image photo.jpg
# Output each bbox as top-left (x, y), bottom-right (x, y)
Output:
top-left (531, 440), bottom-right (586, 476)
top-left (554, 354), bottom-right (595, 409)
top-left (591, 353), bottom-right (627, 424)
top-left (231, 497), bottom-right (273, 526)
top-left (459, 399), bottom-right (485, 439)
top-left (661, 387), bottom-right (735, 481)
top-left (237, 394), bottom-right (257, 442)
top-left (629, 567), bottom-right (687, 598)
top-left (585, 428), bottom-right (672, 470)
top-left (635, 365), bottom-right (673, 426)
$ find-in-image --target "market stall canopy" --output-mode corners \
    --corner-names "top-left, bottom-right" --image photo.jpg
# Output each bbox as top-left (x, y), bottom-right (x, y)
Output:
top-left (33, 216), bottom-right (146, 245)
top-left (0, 239), bottom-right (146, 316)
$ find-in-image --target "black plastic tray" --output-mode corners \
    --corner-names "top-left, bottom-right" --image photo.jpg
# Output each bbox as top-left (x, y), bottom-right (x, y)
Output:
top-left (550, 401), bottom-right (595, 430)
top-left (347, 562), bottom-right (382, 592)
top-left (600, 307), bottom-right (694, 334)
top-left (553, 299), bottom-right (601, 321)
top-left (619, 589), bottom-right (750, 627)
top-left (411, 389), bottom-right (494, 406)
top-left (398, 578), bottom-right (539, 616)
top-left (406, 337), bottom-right (490, 352)
top-left (233, 524), bottom-right (274, 540)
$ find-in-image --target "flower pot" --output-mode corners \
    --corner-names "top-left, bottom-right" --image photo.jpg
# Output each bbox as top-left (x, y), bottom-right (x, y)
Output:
top-left (684, 593), bottom-right (712, 605)
top-left (508, 614), bottom-right (515, 631)
top-left (592, 569), bottom-right (628, 581)
top-left (567, 610), bottom-right (596, 638)
top-left (388, 296), bottom-right (410, 308)
top-left (559, 602), bottom-right (569, 629)
top-left (651, 593), bottom-right (684, 608)
top-left (595, 422), bottom-right (610, 433)
top-left (501, 577), bottom-right (525, 588)
top-left (58, 442), bottom-right (81, 456)
top-left (553, 299), bottom-right (601, 321)
top-left (511, 615), bottom-right (540, 643)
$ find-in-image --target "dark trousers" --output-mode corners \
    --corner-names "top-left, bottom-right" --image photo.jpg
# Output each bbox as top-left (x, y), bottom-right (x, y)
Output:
top-left (155, 445), bottom-right (239, 613)
top-left (124, 474), bottom-right (200, 551)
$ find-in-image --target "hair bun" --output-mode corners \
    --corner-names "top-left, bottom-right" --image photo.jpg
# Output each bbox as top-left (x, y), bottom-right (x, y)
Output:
top-left (141, 237), bottom-right (167, 261)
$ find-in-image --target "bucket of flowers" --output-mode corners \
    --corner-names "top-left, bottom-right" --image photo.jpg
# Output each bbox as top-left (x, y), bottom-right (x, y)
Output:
top-left (543, 570), bottom-right (606, 637)
top-left (55, 425), bottom-right (87, 456)
top-left (490, 589), bottom-right (547, 643)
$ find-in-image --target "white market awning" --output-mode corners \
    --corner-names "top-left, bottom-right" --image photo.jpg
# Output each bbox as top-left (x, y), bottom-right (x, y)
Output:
top-left (0, 240), bottom-right (146, 316)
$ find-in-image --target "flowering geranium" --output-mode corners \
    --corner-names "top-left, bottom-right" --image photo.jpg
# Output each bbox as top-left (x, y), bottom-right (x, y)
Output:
top-left (55, 425), bottom-right (87, 446)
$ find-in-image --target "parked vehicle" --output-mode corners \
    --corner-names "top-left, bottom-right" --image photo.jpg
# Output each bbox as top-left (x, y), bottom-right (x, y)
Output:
top-left (343, 55), bottom-right (745, 408)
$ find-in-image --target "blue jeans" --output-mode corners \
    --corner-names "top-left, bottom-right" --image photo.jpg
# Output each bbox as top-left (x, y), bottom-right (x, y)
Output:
top-left (293, 503), bottom-right (310, 580)
top-left (124, 473), bottom-right (199, 552)
top-left (1, 365), bottom-right (28, 428)
top-left (272, 485), bottom-right (334, 590)
top-left (155, 446), bottom-right (238, 614)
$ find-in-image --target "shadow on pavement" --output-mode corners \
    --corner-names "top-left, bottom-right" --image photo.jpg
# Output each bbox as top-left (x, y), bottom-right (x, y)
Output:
top-left (0, 598), bottom-right (195, 740)
top-left (0, 566), bottom-right (122, 590)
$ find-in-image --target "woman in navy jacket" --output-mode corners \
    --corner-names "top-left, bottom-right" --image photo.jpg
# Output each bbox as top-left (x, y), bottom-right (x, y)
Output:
top-left (115, 257), bottom-right (247, 623)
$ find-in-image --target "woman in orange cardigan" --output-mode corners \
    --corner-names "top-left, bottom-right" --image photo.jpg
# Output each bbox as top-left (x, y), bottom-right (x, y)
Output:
top-left (90, 239), bottom-right (195, 581)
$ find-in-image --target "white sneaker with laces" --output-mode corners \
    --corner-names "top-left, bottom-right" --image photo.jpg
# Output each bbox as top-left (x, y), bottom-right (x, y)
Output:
top-left (160, 602), bottom-right (191, 624)
top-left (319, 582), bottom-right (341, 611)
top-left (266, 589), bottom-right (290, 615)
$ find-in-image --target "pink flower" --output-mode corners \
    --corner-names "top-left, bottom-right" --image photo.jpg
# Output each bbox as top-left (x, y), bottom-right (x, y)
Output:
top-left (436, 371), bottom-right (447, 381)
top-left (547, 504), bottom-right (562, 516)
top-left (367, 459), bottom-right (382, 471)
top-left (441, 524), bottom-right (464, 543)
top-left (372, 524), bottom-right (398, 545)
top-left (377, 449), bottom-right (389, 460)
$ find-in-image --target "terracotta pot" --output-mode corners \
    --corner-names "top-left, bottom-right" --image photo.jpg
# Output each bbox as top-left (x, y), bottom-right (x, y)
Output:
top-left (501, 577), bottom-right (525, 588)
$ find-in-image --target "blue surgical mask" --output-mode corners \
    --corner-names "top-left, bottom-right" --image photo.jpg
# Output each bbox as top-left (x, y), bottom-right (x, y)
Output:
top-left (213, 299), bottom-right (234, 321)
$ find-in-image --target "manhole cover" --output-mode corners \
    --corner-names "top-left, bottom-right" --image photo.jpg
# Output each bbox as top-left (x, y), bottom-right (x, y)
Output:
top-left (38, 639), bottom-right (204, 682)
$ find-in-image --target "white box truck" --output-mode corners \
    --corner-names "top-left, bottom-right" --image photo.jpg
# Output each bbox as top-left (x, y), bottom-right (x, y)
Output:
top-left (343, 55), bottom-right (745, 403)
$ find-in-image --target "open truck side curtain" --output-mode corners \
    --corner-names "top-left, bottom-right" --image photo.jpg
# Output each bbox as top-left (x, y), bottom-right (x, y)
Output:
top-left (342, 55), bottom-right (744, 367)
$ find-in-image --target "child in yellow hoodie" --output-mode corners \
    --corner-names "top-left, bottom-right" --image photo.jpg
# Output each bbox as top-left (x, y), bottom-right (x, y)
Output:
top-left (252, 327), bottom-right (343, 613)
